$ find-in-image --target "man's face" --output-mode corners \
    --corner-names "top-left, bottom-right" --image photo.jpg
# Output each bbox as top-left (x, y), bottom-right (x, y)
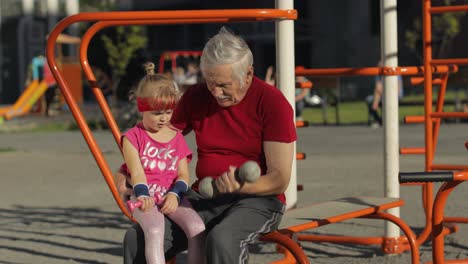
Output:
top-left (203, 64), bottom-right (251, 107)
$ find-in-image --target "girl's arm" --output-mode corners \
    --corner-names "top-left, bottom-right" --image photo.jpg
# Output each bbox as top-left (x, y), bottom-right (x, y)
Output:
top-left (122, 137), bottom-right (154, 211)
top-left (160, 157), bottom-right (189, 214)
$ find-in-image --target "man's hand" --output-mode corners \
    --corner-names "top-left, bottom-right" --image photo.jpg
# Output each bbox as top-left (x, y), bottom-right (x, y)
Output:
top-left (160, 193), bottom-right (179, 214)
top-left (215, 166), bottom-right (241, 194)
top-left (116, 171), bottom-right (133, 203)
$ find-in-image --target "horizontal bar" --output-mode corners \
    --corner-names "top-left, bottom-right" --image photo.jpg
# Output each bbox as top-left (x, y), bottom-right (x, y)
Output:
top-left (296, 152), bottom-right (306, 160)
top-left (432, 58), bottom-right (468, 66)
top-left (431, 164), bottom-right (468, 171)
top-left (61, 9), bottom-right (297, 24)
top-left (444, 217), bottom-right (468, 223)
top-left (404, 116), bottom-right (425, 123)
top-left (161, 50), bottom-right (202, 57)
top-left (400, 147), bottom-right (425, 155)
top-left (296, 81), bottom-right (313, 89)
top-left (295, 120), bottom-right (309, 128)
top-left (410, 77), bottom-right (443, 86)
top-left (295, 65), bottom-right (458, 77)
top-left (430, 5), bottom-right (468, 13)
top-left (399, 171), bottom-right (454, 183)
top-left (431, 112), bottom-right (468, 118)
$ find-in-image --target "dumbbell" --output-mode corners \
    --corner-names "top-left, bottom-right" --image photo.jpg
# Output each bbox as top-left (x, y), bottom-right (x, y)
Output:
top-left (126, 193), bottom-right (163, 213)
top-left (198, 161), bottom-right (261, 199)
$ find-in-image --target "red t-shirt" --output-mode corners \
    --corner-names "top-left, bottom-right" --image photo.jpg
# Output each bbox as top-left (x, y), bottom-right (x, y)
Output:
top-left (171, 76), bottom-right (297, 204)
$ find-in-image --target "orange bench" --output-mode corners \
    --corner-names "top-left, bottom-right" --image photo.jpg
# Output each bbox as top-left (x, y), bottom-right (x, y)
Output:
top-left (260, 196), bottom-right (419, 264)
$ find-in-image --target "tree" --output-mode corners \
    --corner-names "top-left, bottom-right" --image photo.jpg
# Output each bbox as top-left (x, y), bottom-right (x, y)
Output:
top-left (100, 26), bottom-right (148, 104)
top-left (405, 0), bottom-right (466, 62)
top-left (78, 0), bottom-right (148, 104)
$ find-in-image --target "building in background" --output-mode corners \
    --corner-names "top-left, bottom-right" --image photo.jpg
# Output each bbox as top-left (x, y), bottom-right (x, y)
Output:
top-left (0, 0), bottom-right (79, 104)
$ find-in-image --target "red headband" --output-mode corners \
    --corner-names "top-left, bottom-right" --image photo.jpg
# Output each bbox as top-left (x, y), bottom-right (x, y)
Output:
top-left (136, 97), bottom-right (176, 112)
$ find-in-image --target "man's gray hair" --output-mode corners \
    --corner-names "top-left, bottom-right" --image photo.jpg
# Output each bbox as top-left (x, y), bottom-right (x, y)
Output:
top-left (200, 27), bottom-right (253, 86)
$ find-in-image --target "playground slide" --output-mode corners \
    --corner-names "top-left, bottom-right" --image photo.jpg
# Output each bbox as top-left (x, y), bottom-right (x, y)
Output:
top-left (0, 80), bottom-right (48, 120)
top-left (0, 80), bottom-right (40, 116)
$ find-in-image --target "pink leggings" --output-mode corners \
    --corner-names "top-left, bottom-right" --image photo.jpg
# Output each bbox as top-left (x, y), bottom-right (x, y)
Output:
top-left (132, 198), bottom-right (206, 264)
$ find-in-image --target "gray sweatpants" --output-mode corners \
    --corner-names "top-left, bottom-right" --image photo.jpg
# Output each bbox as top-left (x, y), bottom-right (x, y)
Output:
top-left (123, 189), bottom-right (285, 264)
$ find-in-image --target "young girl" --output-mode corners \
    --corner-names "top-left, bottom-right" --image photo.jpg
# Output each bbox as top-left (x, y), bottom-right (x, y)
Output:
top-left (121, 62), bottom-right (205, 264)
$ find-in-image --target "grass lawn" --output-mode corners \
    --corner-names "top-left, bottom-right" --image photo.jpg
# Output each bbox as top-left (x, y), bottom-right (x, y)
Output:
top-left (302, 97), bottom-right (463, 125)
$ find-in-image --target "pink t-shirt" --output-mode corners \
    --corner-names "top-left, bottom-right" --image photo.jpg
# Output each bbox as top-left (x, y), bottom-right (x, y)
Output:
top-left (120, 123), bottom-right (192, 190)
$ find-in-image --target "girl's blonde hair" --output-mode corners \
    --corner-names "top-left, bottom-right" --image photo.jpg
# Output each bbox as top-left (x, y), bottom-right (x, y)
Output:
top-left (132, 62), bottom-right (179, 110)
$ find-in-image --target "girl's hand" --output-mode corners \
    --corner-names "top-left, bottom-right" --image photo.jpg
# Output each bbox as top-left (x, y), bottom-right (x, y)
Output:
top-left (137, 196), bottom-right (155, 212)
top-left (160, 193), bottom-right (179, 214)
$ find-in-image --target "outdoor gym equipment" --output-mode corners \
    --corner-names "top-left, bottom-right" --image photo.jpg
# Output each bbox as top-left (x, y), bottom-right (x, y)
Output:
top-left (294, 1), bottom-right (468, 262)
top-left (45, 4), bottom-right (431, 264)
top-left (46, 7), bottom-right (312, 264)
top-left (198, 160), bottom-right (261, 198)
top-left (398, 2), bottom-right (468, 263)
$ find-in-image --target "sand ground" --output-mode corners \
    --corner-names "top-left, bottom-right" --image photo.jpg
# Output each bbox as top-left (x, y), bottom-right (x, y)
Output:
top-left (0, 112), bottom-right (467, 264)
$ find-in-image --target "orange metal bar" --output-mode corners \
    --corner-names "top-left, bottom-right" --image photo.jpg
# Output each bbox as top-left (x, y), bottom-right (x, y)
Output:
top-left (260, 231), bottom-right (310, 264)
top-left (432, 58), bottom-right (468, 66)
top-left (431, 164), bottom-right (468, 171)
top-left (366, 212), bottom-right (419, 263)
top-left (444, 217), bottom-right (468, 224)
top-left (47, 10), bottom-right (297, 222)
top-left (431, 112), bottom-right (468, 119)
top-left (295, 120), bottom-right (309, 128)
top-left (431, 74), bottom-right (449, 155)
top-left (268, 247), bottom-right (297, 264)
top-left (283, 200), bottom-right (404, 233)
top-left (295, 81), bottom-right (313, 89)
top-left (296, 152), bottom-right (306, 160)
top-left (418, 0), bottom-right (436, 250)
top-left (430, 5), bottom-right (468, 13)
top-left (432, 180), bottom-right (464, 263)
top-left (426, 260), bottom-right (468, 264)
top-left (404, 116), bottom-right (425, 124)
top-left (410, 77), bottom-right (443, 86)
top-left (295, 65), bottom-right (457, 77)
top-left (297, 234), bottom-right (383, 245)
top-left (400, 147), bottom-right (426, 155)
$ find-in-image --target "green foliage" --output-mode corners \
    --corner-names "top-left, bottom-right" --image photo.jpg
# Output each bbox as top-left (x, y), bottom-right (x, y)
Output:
top-left (405, 0), bottom-right (465, 61)
top-left (79, 0), bottom-right (116, 12)
top-left (101, 26), bottom-right (148, 79)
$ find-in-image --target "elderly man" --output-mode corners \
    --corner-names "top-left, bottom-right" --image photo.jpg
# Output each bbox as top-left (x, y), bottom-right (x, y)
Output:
top-left (118, 27), bottom-right (297, 264)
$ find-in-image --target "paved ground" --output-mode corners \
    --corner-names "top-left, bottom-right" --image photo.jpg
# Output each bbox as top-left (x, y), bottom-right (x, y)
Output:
top-left (0, 111), bottom-right (467, 264)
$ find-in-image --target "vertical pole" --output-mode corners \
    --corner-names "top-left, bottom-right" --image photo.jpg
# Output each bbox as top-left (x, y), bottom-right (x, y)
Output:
top-left (276, 0), bottom-right (297, 209)
top-left (380, 0), bottom-right (400, 238)
top-left (422, 0), bottom-right (435, 229)
top-left (65, 0), bottom-right (80, 56)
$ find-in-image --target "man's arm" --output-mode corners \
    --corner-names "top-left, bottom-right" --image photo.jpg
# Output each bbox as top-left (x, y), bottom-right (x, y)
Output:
top-left (215, 141), bottom-right (294, 196)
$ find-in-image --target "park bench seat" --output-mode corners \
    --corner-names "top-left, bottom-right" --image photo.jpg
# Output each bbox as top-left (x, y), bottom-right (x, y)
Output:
top-left (260, 196), bottom-right (419, 264)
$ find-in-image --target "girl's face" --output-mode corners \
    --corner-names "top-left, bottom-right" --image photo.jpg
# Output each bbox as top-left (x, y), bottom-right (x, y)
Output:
top-left (141, 109), bottom-right (173, 133)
